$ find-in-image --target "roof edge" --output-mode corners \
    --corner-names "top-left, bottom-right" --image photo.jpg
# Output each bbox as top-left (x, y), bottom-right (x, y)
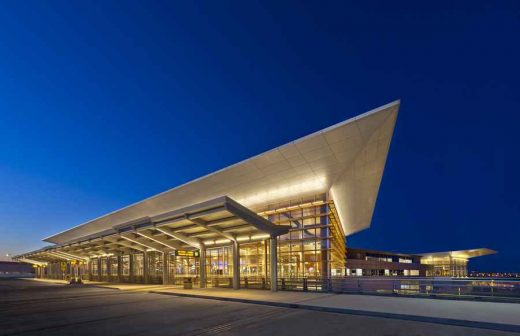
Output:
top-left (44, 100), bottom-right (401, 244)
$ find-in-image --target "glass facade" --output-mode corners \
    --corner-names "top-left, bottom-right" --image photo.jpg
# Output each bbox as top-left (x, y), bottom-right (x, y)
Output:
top-left (259, 193), bottom-right (346, 279)
top-left (133, 254), bottom-right (144, 279)
top-left (148, 251), bottom-right (163, 283)
top-left (240, 242), bottom-right (266, 277)
top-left (109, 256), bottom-right (118, 277)
top-left (122, 255), bottom-right (130, 276)
top-left (421, 256), bottom-right (468, 277)
top-left (172, 253), bottom-right (199, 278)
top-left (47, 193), bottom-right (349, 289)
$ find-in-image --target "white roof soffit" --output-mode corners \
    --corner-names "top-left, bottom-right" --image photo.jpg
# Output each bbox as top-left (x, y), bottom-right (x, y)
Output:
top-left (420, 248), bottom-right (497, 260)
top-left (45, 100), bottom-right (400, 244)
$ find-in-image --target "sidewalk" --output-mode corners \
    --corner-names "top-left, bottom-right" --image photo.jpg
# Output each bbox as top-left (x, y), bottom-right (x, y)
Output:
top-left (26, 278), bottom-right (175, 291)
top-left (25, 278), bottom-right (520, 333)
top-left (148, 287), bottom-right (520, 333)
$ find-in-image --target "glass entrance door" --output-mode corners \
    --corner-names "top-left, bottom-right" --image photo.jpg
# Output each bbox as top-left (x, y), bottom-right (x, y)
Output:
top-left (169, 254), bottom-right (200, 285)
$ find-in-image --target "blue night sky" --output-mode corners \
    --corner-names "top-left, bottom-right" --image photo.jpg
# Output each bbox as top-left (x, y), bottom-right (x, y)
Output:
top-left (0, 1), bottom-right (518, 272)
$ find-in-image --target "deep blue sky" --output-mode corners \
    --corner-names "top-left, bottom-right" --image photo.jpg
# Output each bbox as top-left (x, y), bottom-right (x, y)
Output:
top-left (0, 1), bottom-right (518, 272)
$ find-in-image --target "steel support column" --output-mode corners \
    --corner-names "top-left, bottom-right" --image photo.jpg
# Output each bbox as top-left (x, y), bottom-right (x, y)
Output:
top-left (129, 254), bottom-right (135, 283)
top-left (87, 260), bottom-right (92, 281)
top-left (232, 240), bottom-right (240, 290)
top-left (106, 257), bottom-right (112, 282)
top-left (97, 258), bottom-right (102, 282)
top-left (162, 251), bottom-right (169, 285)
top-left (264, 240), bottom-right (268, 285)
top-left (117, 255), bottom-right (123, 283)
top-left (200, 247), bottom-right (207, 288)
top-left (270, 237), bottom-right (278, 292)
top-left (143, 251), bottom-right (149, 284)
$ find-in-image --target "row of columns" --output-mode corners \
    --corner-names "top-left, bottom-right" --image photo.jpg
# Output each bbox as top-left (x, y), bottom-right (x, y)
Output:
top-left (84, 236), bottom-right (279, 291)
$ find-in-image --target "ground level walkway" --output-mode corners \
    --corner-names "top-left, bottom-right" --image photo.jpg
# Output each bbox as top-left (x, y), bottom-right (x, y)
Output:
top-left (5, 278), bottom-right (518, 336)
top-left (24, 278), bottom-right (520, 333)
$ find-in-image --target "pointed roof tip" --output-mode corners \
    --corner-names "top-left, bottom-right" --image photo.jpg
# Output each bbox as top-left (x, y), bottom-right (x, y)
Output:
top-left (383, 99), bottom-right (401, 110)
top-left (374, 99), bottom-right (400, 112)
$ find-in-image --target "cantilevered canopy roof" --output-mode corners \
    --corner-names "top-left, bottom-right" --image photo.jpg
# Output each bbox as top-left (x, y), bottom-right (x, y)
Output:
top-left (45, 100), bottom-right (399, 245)
top-left (17, 196), bottom-right (288, 260)
top-left (420, 248), bottom-right (497, 260)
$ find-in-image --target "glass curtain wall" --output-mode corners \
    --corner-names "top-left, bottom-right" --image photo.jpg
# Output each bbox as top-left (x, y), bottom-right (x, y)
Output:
top-left (259, 193), bottom-right (346, 281)
top-left (91, 258), bottom-right (98, 279)
top-left (239, 241), bottom-right (268, 288)
top-left (100, 257), bottom-right (108, 281)
top-left (147, 252), bottom-right (163, 284)
top-left (421, 256), bottom-right (468, 277)
top-left (206, 246), bottom-right (233, 287)
top-left (121, 255), bottom-right (130, 282)
top-left (109, 256), bottom-right (118, 280)
top-left (133, 254), bottom-right (144, 283)
top-left (451, 258), bottom-right (468, 277)
top-left (172, 254), bottom-right (199, 281)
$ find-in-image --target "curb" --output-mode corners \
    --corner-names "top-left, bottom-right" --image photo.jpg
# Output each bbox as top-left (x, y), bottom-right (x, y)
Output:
top-left (149, 290), bottom-right (520, 334)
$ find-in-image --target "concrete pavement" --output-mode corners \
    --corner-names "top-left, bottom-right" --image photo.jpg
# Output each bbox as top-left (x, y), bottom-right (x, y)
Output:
top-left (21, 278), bottom-right (520, 333)
top-left (146, 287), bottom-right (520, 332)
top-left (1, 279), bottom-right (518, 336)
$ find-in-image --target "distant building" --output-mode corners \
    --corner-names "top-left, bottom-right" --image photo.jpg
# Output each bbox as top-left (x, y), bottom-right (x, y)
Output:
top-left (0, 261), bottom-right (34, 277)
top-left (420, 249), bottom-right (497, 277)
top-left (346, 248), bottom-right (496, 278)
top-left (346, 248), bottom-right (429, 277)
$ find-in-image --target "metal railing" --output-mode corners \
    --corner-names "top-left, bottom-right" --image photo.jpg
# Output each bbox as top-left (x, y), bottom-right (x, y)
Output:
top-left (35, 273), bottom-right (520, 300)
top-left (268, 277), bottom-right (520, 299)
top-left (330, 278), bottom-right (520, 299)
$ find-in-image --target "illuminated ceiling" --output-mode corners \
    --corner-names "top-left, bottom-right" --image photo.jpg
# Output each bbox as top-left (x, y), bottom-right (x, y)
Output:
top-left (17, 196), bottom-right (288, 261)
top-left (420, 248), bottom-right (497, 260)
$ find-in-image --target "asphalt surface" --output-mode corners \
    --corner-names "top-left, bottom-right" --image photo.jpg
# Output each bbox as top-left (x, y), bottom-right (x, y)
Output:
top-left (0, 279), bottom-right (517, 336)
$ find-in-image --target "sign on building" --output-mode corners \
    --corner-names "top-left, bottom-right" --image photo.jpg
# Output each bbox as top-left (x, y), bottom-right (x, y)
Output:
top-left (175, 250), bottom-right (200, 257)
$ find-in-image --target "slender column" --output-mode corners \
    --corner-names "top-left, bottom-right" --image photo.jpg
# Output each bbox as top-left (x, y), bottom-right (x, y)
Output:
top-left (263, 240), bottom-right (268, 281)
top-left (143, 251), bottom-right (149, 284)
top-left (106, 257), bottom-right (112, 282)
top-left (87, 260), bottom-right (92, 280)
top-left (199, 247), bottom-right (207, 288)
top-left (117, 255), bottom-right (123, 283)
top-left (129, 254), bottom-right (135, 283)
top-left (171, 254), bottom-right (176, 284)
top-left (232, 240), bottom-right (240, 289)
top-left (162, 251), bottom-right (169, 285)
top-left (270, 237), bottom-right (278, 292)
top-left (97, 258), bottom-right (102, 281)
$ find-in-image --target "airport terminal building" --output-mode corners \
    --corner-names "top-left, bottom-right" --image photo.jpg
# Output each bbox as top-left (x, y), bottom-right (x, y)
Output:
top-left (14, 101), bottom-right (495, 290)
